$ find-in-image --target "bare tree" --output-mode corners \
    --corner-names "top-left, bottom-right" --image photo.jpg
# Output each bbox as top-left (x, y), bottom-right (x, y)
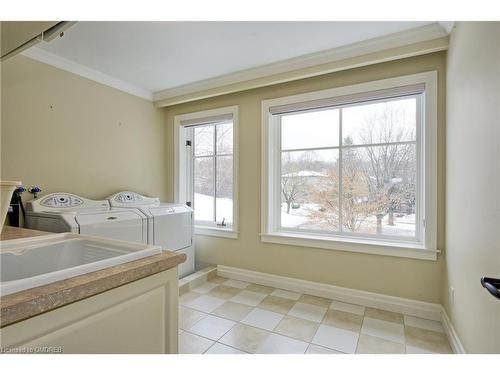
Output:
top-left (281, 174), bottom-right (306, 214)
top-left (360, 103), bottom-right (416, 233)
top-left (193, 123), bottom-right (234, 199)
top-left (340, 138), bottom-right (372, 231)
top-left (309, 137), bottom-right (370, 231)
top-left (307, 103), bottom-right (416, 235)
top-left (281, 151), bottom-right (318, 214)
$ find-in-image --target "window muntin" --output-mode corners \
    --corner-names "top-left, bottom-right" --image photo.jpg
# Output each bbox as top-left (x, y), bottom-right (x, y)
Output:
top-left (188, 120), bottom-right (234, 228)
top-left (277, 95), bottom-right (420, 242)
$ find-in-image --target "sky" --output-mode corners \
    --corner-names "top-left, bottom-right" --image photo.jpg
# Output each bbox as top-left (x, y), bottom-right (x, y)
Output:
top-left (280, 96), bottom-right (417, 155)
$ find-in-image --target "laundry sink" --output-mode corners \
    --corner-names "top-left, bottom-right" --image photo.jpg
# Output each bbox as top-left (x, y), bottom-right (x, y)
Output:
top-left (0, 233), bottom-right (162, 296)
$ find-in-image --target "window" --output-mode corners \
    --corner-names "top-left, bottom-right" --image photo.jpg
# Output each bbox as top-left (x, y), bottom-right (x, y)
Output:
top-left (175, 106), bottom-right (238, 239)
top-left (261, 72), bottom-right (438, 260)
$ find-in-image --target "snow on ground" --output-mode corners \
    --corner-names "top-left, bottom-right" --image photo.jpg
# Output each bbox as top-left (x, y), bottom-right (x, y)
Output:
top-left (194, 193), bottom-right (233, 223)
top-left (193, 192), bottom-right (414, 237)
top-left (281, 203), bottom-right (415, 237)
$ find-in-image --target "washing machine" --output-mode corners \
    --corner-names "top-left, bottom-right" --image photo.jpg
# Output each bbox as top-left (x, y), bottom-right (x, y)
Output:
top-left (107, 191), bottom-right (195, 278)
top-left (24, 193), bottom-right (148, 244)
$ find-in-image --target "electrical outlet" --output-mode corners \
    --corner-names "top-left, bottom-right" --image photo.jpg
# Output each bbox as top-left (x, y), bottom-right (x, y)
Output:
top-left (450, 286), bottom-right (455, 305)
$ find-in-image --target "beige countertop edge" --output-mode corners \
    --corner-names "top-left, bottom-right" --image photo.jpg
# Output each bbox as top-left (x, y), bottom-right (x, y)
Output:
top-left (0, 226), bottom-right (49, 241)
top-left (0, 251), bottom-right (186, 328)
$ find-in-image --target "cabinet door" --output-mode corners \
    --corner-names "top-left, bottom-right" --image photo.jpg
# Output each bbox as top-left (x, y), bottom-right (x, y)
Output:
top-left (0, 269), bottom-right (179, 354)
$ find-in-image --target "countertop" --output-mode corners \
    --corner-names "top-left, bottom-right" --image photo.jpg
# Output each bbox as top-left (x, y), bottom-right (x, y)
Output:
top-left (0, 226), bottom-right (186, 328)
top-left (0, 226), bottom-right (49, 241)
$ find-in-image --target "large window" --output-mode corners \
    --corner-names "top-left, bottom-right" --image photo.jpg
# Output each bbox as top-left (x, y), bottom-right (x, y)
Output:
top-left (175, 106), bottom-right (238, 239)
top-left (262, 73), bottom-right (437, 260)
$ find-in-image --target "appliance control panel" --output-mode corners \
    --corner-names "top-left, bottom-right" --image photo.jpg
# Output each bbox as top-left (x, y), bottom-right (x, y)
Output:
top-left (108, 191), bottom-right (160, 207)
top-left (26, 193), bottom-right (110, 212)
top-left (115, 192), bottom-right (144, 203)
top-left (41, 194), bottom-right (84, 208)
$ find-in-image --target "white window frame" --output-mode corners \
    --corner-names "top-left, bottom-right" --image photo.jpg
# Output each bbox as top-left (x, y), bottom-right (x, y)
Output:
top-left (174, 105), bottom-right (239, 239)
top-left (261, 72), bottom-right (438, 260)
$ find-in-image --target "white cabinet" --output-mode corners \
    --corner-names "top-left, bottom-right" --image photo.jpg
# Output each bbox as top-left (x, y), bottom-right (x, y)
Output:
top-left (0, 268), bottom-right (179, 354)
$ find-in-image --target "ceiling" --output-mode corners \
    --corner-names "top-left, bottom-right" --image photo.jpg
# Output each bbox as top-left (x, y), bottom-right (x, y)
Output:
top-left (23, 21), bottom-right (449, 99)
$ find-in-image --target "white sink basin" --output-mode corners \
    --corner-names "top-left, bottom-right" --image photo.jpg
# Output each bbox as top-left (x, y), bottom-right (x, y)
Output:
top-left (0, 233), bottom-right (162, 296)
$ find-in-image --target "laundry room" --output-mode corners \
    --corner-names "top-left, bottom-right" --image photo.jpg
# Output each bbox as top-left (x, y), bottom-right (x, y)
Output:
top-left (1, 4), bottom-right (499, 369)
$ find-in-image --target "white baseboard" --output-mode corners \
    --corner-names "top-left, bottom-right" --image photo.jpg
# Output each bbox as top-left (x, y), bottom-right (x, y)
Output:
top-left (217, 265), bottom-right (465, 353)
top-left (217, 265), bottom-right (442, 321)
top-left (440, 306), bottom-right (466, 354)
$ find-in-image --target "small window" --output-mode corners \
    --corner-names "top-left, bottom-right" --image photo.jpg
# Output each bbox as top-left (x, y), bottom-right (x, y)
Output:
top-left (189, 121), bottom-right (234, 227)
top-left (175, 106), bottom-right (238, 238)
top-left (262, 72), bottom-right (438, 260)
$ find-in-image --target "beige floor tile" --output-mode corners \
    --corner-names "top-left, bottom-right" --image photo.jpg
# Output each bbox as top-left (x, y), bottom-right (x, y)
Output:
top-left (271, 289), bottom-right (301, 300)
top-left (306, 344), bottom-right (342, 354)
top-left (288, 302), bottom-right (327, 323)
top-left (188, 315), bottom-right (236, 341)
top-left (364, 307), bottom-right (404, 323)
top-left (223, 279), bottom-right (250, 289)
top-left (179, 291), bottom-right (202, 306)
top-left (322, 309), bottom-right (363, 332)
top-left (298, 294), bottom-right (332, 308)
top-left (211, 301), bottom-right (253, 321)
top-left (404, 326), bottom-right (452, 353)
top-left (255, 333), bottom-right (309, 354)
top-left (356, 334), bottom-right (405, 354)
top-left (184, 294), bottom-right (226, 313)
top-left (205, 342), bottom-right (247, 354)
top-left (404, 315), bottom-right (444, 333)
top-left (179, 331), bottom-right (214, 354)
top-left (312, 324), bottom-right (359, 353)
top-left (241, 308), bottom-right (284, 331)
top-left (361, 317), bottom-right (405, 344)
top-left (245, 283), bottom-right (275, 294)
top-left (258, 295), bottom-right (295, 314)
top-left (208, 276), bottom-right (227, 284)
top-left (405, 345), bottom-right (439, 354)
top-left (192, 281), bottom-right (219, 294)
top-left (230, 290), bottom-right (267, 306)
top-left (330, 300), bottom-right (365, 316)
top-left (274, 315), bottom-right (319, 342)
top-left (207, 285), bottom-right (242, 299)
top-left (179, 306), bottom-right (207, 330)
top-left (219, 323), bottom-right (271, 353)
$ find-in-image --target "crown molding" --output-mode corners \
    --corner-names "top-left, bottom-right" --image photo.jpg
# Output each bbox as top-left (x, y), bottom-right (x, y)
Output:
top-left (21, 47), bottom-right (153, 101)
top-left (19, 23), bottom-right (450, 106)
top-left (154, 23), bottom-right (449, 107)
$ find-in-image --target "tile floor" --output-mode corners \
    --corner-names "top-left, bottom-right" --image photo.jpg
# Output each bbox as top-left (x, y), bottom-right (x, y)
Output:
top-left (178, 276), bottom-right (453, 354)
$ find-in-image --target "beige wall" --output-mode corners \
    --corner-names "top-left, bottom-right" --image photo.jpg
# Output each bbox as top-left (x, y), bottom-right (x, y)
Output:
top-left (3, 26), bottom-right (499, 351)
top-left (1, 55), bottom-right (167, 201)
top-left (443, 22), bottom-right (500, 353)
top-left (164, 52), bottom-right (447, 303)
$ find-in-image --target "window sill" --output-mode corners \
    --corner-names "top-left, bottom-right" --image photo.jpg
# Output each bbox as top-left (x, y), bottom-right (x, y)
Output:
top-left (260, 232), bottom-right (439, 261)
top-left (194, 226), bottom-right (239, 239)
